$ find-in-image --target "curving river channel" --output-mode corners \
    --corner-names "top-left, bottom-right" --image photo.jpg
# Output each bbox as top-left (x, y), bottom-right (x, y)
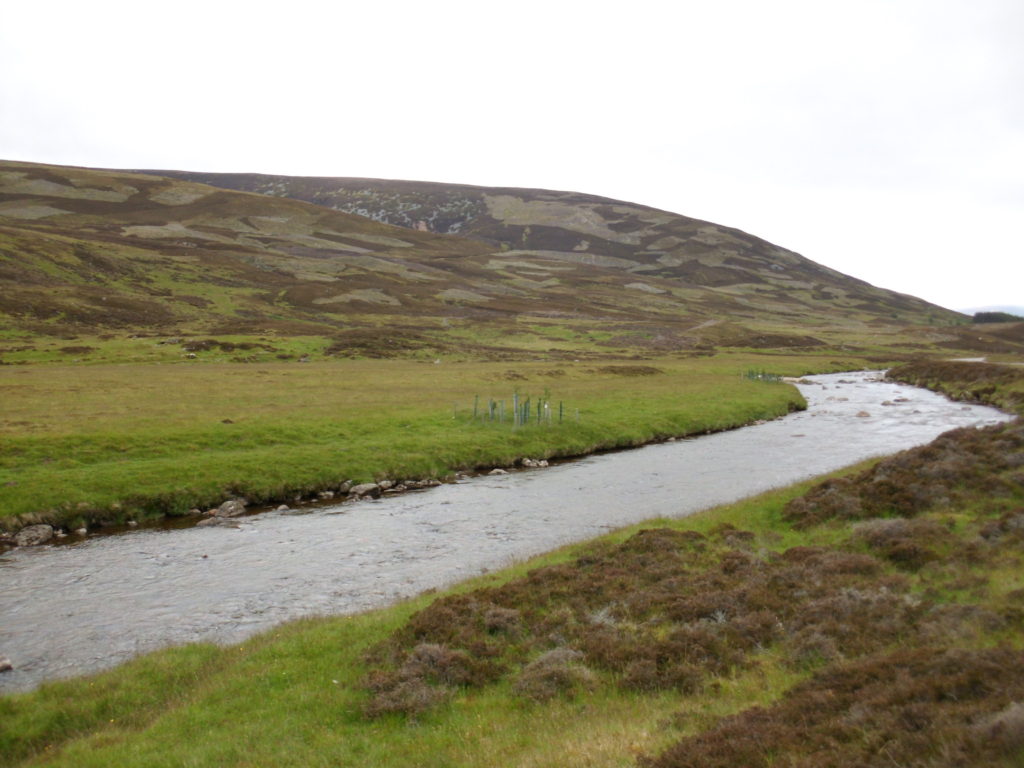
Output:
top-left (0, 371), bottom-right (1013, 693)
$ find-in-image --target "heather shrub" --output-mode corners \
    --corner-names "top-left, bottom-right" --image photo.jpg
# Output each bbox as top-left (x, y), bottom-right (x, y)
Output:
top-left (852, 517), bottom-right (952, 570)
top-left (362, 676), bottom-right (448, 719)
top-left (645, 647), bottom-right (1024, 768)
top-left (363, 524), bottom-right (932, 716)
top-left (785, 421), bottom-right (1024, 527)
top-left (512, 648), bottom-right (596, 701)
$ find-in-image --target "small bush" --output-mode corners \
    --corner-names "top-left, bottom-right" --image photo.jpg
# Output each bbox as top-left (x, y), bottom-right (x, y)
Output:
top-left (363, 677), bottom-right (449, 719)
top-left (512, 649), bottom-right (596, 701)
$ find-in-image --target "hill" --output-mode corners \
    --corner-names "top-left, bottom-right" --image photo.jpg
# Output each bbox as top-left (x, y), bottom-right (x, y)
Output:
top-left (4, 160), bottom-right (1017, 360)
top-left (144, 170), bottom-right (964, 333)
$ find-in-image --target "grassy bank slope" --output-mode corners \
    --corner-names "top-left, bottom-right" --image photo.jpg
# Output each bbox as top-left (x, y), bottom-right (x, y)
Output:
top-left (889, 359), bottom-right (1024, 413)
top-left (2, 409), bottom-right (1022, 766)
top-left (0, 353), bottom-right (830, 531)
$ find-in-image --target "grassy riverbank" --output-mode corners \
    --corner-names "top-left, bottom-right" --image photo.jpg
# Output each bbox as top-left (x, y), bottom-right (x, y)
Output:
top-left (0, 353), bottom-right (845, 531)
top-left (3, 358), bottom-right (1021, 767)
top-left (2, 405), bottom-right (1022, 766)
top-left (889, 359), bottom-right (1024, 413)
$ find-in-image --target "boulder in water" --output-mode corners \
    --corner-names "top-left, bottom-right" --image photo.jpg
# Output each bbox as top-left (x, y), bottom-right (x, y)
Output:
top-left (15, 524), bottom-right (53, 547)
top-left (214, 499), bottom-right (247, 518)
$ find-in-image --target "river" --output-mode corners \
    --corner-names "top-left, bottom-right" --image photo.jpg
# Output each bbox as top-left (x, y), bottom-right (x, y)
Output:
top-left (0, 371), bottom-right (1013, 693)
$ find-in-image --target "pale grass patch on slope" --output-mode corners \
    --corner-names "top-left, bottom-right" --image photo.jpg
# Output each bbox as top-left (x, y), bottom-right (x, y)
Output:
top-left (485, 194), bottom-right (646, 245)
top-left (648, 236), bottom-right (686, 250)
top-left (313, 288), bottom-right (401, 306)
top-left (121, 221), bottom-right (235, 243)
top-left (437, 288), bottom-right (492, 303)
top-left (499, 250), bottom-right (637, 270)
top-left (341, 232), bottom-right (415, 248)
top-left (344, 255), bottom-right (440, 281)
top-left (626, 282), bottom-right (667, 294)
top-left (291, 271), bottom-right (340, 283)
top-left (0, 203), bottom-right (71, 220)
top-left (148, 185), bottom-right (212, 206)
top-left (609, 205), bottom-right (675, 226)
top-left (0, 171), bottom-right (136, 202)
top-left (485, 258), bottom-right (574, 272)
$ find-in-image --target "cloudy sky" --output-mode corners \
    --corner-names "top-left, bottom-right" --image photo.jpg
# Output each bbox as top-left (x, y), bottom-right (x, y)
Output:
top-left (2, 0), bottom-right (1021, 312)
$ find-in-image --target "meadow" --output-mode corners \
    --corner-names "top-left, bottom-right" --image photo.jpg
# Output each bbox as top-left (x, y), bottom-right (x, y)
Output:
top-left (0, 352), bottom-right (853, 530)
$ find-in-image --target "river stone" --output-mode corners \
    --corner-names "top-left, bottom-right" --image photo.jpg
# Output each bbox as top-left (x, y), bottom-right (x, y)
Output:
top-left (489, 468), bottom-right (509, 475)
top-left (378, 480), bottom-right (395, 491)
top-left (15, 524), bottom-right (54, 547)
top-left (214, 499), bottom-right (247, 518)
top-left (0, 655), bottom-right (12, 673)
top-left (349, 482), bottom-right (381, 499)
top-left (196, 517), bottom-right (240, 528)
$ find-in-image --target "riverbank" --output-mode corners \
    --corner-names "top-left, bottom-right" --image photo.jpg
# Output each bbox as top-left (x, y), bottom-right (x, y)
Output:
top-left (1, 368), bottom-right (1021, 766)
top-left (888, 358), bottom-right (1024, 413)
top-left (2, 417), bottom-right (1021, 766)
top-left (0, 353), bottom-right (834, 536)
top-left (3, 371), bottom-right (1004, 692)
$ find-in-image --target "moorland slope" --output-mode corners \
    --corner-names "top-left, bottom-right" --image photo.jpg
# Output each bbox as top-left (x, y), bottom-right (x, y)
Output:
top-left (145, 169), bottom-right (964, 337)
top-left (6, 160), bottom-right (1013, 362)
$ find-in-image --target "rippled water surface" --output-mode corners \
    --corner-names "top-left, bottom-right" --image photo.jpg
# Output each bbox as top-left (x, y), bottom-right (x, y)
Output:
top-left (0, 372), bottom-right (1012, 692)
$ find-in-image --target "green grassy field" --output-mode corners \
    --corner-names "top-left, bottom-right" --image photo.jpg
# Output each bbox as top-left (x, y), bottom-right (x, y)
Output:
top-left (0, 352), bottom-right (865, 530)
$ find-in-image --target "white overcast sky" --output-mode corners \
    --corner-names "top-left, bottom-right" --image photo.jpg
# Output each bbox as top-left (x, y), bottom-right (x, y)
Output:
top-left (2, 0), bottom-right (1021, 312)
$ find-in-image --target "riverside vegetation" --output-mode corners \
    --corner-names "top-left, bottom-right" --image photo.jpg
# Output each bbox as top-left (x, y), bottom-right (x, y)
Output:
top-left (0, 353), bottom-right (822, 534)
top-left (1, 362), bottom-right (1022, 767)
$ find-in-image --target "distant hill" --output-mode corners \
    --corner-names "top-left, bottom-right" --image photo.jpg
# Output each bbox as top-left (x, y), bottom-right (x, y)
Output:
top-left (145, 170), bottom-right (962, 330)
top-left (3, 160), bottom-right (1008, 358)
top-left (963, 306), bottom-right (1024, 319)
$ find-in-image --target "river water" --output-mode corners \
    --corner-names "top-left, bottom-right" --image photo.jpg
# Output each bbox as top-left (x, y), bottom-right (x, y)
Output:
top-left (0, 372), bottom-right (1013, 693)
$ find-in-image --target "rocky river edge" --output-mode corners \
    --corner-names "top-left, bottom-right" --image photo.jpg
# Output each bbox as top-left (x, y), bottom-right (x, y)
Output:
top-left (0, 393), bottom-right (806, 553)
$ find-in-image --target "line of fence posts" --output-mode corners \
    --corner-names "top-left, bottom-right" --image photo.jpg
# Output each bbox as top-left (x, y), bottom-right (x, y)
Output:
top-left (743, 369), bottom-right (782, 383)
top-left (456, 392), bottom-right (569, 426)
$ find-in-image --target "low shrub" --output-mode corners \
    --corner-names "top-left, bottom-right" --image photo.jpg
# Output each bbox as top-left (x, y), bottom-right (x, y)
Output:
top-left (644, 647), bottom-right (1024, 768)
top-left (512, 648), bottom-right (596, 701)
top-left (785, 421), bottom-right (1024, 527)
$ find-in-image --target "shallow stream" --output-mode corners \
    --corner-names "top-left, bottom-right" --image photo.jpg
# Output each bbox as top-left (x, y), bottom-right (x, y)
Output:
top-left (0, 372), bottom-right (1012, 693)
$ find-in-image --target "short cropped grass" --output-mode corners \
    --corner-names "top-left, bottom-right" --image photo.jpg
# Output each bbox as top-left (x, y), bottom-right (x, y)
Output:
top-left (0, 353), bottom-right (839, 528)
